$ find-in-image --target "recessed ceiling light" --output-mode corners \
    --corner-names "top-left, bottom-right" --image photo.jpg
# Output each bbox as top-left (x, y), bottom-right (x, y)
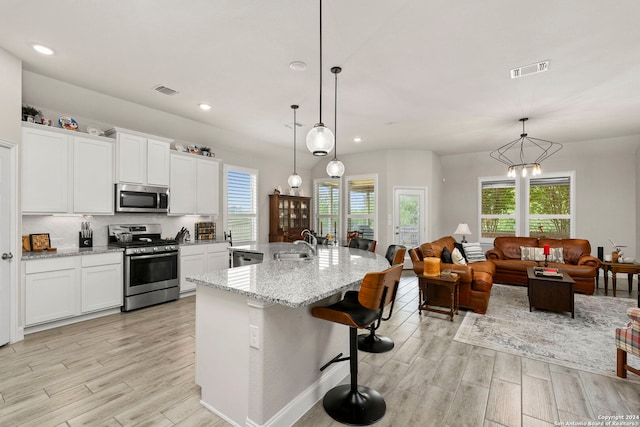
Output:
top-left (199, 103), bottom-right (212, 111)
top-left (353, 137), bottom-right (362, 143)
top-left (289, 61), bottom-right (307, 71)
top-left (32, 44), bottom-right (54, 55)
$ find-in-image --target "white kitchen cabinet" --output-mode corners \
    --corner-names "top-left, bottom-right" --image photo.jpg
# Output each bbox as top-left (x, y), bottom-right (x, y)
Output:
top-left (170, 151), bottom-right (220, 215)
top-left (74, 136), bottom-right (114, 214)
top-left (24, 252), bottom-right (124, 328)
top-left (196, 159), bottom-right (220, 215)
top-left (21, 125), bottom-right (70, 214)
top-left (24, 257), bottom-right (79, 326)
top-left (147, 138), bottom-right (171, 186)
top-left (179, 243), bottom-right (228, 293)
top-left (107, 128), bottom-right (172, 186)
top-left (21, 123), bottom-right (114, 215)
top-left (81, 252), bottom-right (123, 313)
top-left (170, 153), bottom-right (197, 215)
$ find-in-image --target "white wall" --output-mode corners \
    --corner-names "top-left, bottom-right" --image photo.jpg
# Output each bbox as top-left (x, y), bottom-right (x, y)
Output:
top-left (21, 71), bottom-right (313, 243)
top-left (440, 136), bottom-right (640, 258)
top-left (0, 48), bottom-right (21, 144)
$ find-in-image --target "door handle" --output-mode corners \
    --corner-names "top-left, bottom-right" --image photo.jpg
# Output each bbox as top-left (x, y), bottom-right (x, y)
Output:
top-left (2, 252), bottom-right (14, 261)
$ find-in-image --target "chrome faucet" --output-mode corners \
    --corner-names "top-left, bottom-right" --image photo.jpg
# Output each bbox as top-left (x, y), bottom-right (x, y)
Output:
top-left (294, 229), bottom-right (317, 255)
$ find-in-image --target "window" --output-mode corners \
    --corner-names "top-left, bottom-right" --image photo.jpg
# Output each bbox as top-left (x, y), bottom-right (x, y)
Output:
top-left (526, 174), bottom-right (574, 239)
top-left (479, 178), bottom-right (519, 241)
top-left (346, 175), bottom-right (377, 240)
top-left (224, 165), bottom-right (258, 244)
top-left (478, 172), bottom-right (575, 243)
top-left (314, 178), bottom-right (340, 237)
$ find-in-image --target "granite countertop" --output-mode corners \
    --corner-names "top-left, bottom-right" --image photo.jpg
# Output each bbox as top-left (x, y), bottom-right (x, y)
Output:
top-left (187, 242), bottom-right (391, 308)
top-left (22, 246), bottom-right (124, 260)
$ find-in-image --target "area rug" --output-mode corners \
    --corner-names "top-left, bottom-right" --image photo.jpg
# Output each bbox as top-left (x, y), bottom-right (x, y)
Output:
top-left (454, 284), bottom-right (640, 380)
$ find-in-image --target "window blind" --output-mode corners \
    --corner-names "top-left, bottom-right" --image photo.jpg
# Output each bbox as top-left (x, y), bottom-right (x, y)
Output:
top-left (226, 168), bottom-right (257, 243)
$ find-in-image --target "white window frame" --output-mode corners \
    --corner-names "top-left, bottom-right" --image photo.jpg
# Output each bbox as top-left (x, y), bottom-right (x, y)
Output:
top-left (345, 173), bottom-right (378, 241)
top-left (524, 171), bottom-right (576, 239)
top-left (478, 176), bottom-right (521, 244)
top-left (478, 171), bottom-right (575, 244)
top-left (313, 177), bottom-right (342, 238)
top-left (223, 164), bottom-right (259, 245)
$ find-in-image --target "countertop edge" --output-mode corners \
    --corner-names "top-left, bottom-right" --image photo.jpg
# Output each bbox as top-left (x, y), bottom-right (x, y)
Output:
top-left (22, 246), bottom-right (124, 260)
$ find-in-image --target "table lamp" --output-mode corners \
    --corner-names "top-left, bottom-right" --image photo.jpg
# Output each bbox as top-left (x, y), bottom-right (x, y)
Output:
top-left (454, 223), bottom-right (472, 243)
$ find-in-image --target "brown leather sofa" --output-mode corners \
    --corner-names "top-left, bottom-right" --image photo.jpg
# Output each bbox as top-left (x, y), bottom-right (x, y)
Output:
top-left (485, 237), bottom-right (601, 295)
top-left (409, 236), bottom-right (495, 314)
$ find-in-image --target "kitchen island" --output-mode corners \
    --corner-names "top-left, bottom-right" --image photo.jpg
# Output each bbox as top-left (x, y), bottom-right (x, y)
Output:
top-left (188, 243), bottom-right (391, 427)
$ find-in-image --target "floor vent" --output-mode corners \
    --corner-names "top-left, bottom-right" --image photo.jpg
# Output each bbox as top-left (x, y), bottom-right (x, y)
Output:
top-left (510, 60), bottom-right (549, 79)
top-left (154, 85), bottom-right (179, 96)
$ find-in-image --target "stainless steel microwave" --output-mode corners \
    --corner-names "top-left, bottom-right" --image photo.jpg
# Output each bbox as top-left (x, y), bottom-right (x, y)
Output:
top-left (115, 183), bottom-right (169, 213)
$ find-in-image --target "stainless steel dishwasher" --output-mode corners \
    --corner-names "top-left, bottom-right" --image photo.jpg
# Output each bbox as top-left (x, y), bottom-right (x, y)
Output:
top-left (231, 249), bottom-right (264, 267)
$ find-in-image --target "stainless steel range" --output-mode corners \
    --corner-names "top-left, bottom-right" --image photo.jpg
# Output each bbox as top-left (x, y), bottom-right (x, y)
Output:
top-left (108, 224), bottom-right (179, 311)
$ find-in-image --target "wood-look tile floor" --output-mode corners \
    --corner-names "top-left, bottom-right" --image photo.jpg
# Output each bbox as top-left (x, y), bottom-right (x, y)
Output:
top-left (1, 274), bottom-right (638, 427)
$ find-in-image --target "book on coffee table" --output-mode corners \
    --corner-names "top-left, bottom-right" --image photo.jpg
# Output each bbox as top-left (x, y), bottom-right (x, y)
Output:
top-left (533, 267), bottom-right (563, 278)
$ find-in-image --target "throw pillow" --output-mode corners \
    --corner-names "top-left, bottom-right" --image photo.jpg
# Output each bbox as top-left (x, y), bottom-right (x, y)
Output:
top-left (520, 246), bottom-right (547, 261)
top-left (452, 247), bottom-right (467, 265)
top-left (462, 242), bottom-right (487, 262)
top-left (548, 247), bottom-right (564, 263)
top-left (441, 246), bottom-right (453, 264)
top-left (454, 242), bottom-right (467, 261)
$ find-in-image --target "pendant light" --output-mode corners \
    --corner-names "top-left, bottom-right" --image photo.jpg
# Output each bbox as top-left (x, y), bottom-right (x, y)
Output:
top-left (326, 66), bottom-right (345, 178)
top-left (306, 0), bottom-right (334, 156)
top-left (287, 105), bottom-right (302, 189)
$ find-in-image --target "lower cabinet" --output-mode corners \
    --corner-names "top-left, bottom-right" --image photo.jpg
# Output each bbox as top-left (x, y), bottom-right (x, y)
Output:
top-left (24, 252), bottom-right (123, 327)
top-left (81, 253), bottom-right (123, 313)
top-left (179, 243), bottom-right (229, 293)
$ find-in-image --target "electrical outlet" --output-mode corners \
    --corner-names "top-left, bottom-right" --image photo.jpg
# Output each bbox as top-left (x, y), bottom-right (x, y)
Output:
top-left (249, 325), bottom-right (259, 349)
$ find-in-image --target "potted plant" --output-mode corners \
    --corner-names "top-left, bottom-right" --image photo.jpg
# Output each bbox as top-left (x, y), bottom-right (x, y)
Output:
top-left (22, 105), bottom-right (41, 122)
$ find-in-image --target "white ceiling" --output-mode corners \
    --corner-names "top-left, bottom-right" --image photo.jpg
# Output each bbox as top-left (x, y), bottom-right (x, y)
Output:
top-left (2, 0), bottom-right (640, 160)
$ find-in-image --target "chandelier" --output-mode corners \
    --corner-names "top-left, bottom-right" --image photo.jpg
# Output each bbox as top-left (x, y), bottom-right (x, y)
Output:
top-left (490, 118), bottom-right (562, 177)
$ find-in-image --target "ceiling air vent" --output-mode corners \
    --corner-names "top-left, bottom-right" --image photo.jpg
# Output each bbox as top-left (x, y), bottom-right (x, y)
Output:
top-left (510, 60), bottom-right (549, 79)
top-left (154, 85), bottom-right (179, 96)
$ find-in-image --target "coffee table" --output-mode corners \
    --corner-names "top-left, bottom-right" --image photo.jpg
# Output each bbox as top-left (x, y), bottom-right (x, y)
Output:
top-left (600, 261), bottom-right (640, 298)
top-left (418, 274), bottom-right (460, 321)
top-left (527, 267), bottom-right (575, 318)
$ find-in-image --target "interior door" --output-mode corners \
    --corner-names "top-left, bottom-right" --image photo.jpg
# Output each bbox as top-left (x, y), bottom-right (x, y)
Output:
top-left (0, 143), bottom-right (14, 345)
top-left (393, 187), bottom-right (427, 266)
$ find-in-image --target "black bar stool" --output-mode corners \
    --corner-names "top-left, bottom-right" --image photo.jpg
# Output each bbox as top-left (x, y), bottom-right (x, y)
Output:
top-left (311, 264), bottom-right (403, 425)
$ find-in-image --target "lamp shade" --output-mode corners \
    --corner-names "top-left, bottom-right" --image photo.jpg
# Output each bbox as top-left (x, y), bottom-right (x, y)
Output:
top-left (306, 124), bottom-right (334, 156)
top-left (454, 223), bottom-right (471, 236)
top-left (288, 173), bottom-right (302, 189)
top-left (326, 159), bottom-right (345, 178)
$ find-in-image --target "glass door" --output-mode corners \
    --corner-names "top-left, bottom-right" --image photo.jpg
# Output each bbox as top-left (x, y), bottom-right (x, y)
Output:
top-left (393, 187), bottom-right (427, 264)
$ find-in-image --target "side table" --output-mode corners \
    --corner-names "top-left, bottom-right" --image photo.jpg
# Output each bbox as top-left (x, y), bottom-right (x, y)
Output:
top-left (418, 274), bottom-right (460, 321)
top-left (601, 262), bottom-right (640, 297)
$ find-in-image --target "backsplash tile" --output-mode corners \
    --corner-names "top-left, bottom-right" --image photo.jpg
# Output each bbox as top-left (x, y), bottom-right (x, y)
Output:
top-left (22, 215), bottom-right (216, 249)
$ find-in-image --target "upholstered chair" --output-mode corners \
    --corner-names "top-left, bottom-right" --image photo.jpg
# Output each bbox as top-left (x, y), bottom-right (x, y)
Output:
top-left (616, 307), bottom-right (640, 378)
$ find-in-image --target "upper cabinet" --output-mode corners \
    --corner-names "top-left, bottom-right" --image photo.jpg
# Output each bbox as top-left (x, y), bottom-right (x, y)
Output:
top-left (105, 127), bottom-right (172, 187)
top-left (169, 151), bottom-right (220, 216)
top-left (21, 123), bottom-right (114, 215)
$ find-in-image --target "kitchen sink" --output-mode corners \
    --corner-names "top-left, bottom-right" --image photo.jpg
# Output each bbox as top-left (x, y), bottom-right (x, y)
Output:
top-left (273, 251), bottom-right (313, 261)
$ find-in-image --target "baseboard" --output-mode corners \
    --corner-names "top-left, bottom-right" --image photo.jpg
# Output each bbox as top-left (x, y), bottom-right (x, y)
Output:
top-left (200, 362), bottom-right (348, 427)
top-left (24, 307), bottom-right (121, 334)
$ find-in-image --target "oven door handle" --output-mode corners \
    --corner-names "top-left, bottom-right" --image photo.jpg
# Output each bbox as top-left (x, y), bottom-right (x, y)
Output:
top-left (129, 252), bottom-right (178, 261)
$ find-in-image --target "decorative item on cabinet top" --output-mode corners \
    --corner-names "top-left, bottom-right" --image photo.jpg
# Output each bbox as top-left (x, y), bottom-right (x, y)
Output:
top-left (58, 117), bottom-right (79, 131)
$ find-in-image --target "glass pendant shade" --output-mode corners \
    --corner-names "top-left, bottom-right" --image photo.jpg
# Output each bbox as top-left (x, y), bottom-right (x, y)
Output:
top-left (306, 124), bottom-right (334, 156)
top-left (326, 159), bottom-right (345, 178)
top-left (288, 173), bottom-right (302, 188)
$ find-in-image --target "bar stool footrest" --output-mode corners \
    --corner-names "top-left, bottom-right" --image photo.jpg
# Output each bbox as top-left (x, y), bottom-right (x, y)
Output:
top-left (323, 384), bottom-right (386, 425)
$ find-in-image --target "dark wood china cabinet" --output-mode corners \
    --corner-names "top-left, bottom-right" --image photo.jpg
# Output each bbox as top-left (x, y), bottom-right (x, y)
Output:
top-left (268, 194), bottom-right (311, 242)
